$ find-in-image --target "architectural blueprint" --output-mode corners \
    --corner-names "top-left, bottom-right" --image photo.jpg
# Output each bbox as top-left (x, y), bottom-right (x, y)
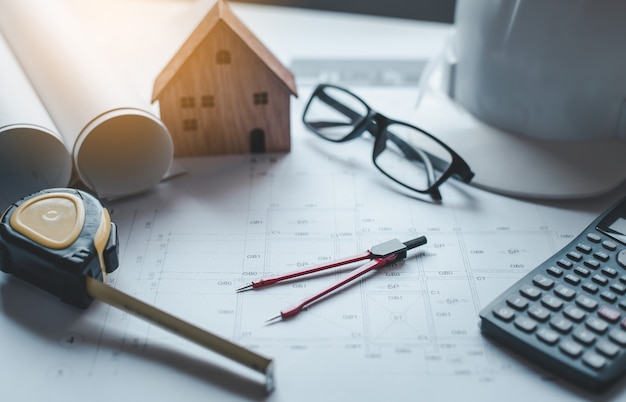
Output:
top-left (2, 86), bottom-right (624, 401)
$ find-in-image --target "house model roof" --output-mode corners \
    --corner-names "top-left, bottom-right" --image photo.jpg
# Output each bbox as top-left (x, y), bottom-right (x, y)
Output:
top-left (152, 0), bottom-right (297, 102)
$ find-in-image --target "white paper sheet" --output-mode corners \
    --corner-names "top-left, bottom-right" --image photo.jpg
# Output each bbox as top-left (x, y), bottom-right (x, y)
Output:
top-left (1, 84), bottom-right (625, 401)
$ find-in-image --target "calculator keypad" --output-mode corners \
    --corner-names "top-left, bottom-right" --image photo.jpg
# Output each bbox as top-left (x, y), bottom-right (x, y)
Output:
top-left (482, 231), bottom-right (626, 388)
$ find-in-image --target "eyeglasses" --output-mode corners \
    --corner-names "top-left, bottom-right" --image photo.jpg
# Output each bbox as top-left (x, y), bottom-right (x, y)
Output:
top-left (302, 84), bottom-right (474, 201)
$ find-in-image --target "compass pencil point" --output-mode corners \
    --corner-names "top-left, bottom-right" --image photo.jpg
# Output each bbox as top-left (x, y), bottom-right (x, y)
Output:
top-left (236, 284), bottom-right (253, 292)
top-left (265, 315), bottom-right (282, 324)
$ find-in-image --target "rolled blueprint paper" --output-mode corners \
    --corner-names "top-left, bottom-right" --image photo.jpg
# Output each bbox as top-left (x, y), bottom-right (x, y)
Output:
top-left (0, 0), bottom-right (173, 198)
top-left (0, 32), bottom-right (72, 209)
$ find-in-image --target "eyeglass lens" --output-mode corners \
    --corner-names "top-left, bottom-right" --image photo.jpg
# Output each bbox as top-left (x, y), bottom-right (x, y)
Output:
top-left (374, 122), bottom-right (453, 192)
top-left (304, 86), bottom-right (454, 192)
top-left (303, 86), bottom-right (369, 140)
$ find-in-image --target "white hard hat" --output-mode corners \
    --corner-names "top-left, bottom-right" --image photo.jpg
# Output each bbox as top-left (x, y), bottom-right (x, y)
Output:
top-left (414, 0), bottom-right (626, 199)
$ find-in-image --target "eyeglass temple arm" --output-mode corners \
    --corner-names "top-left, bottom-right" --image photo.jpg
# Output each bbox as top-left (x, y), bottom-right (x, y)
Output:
top-left (316, 90), bottom-right (363, 124)
top-left (308, 121), bottom-right (355, 130)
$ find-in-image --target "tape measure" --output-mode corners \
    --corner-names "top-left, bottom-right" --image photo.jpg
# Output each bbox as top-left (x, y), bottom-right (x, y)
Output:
top-left (0, 188), bottom-right (274, 391)
top-left (0, 188), bottom-right (119, 308)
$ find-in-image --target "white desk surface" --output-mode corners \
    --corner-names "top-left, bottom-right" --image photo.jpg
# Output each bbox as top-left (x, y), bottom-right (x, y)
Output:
top-left (2, 1), bottom-right (626, 401)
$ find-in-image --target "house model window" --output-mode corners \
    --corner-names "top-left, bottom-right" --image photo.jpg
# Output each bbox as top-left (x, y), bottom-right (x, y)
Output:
top-left (183, 118), bottom-right (198, 131)
top-left (201, 95), bottom-right (215, 108)
top-left (181, 96), bottom-right (195, 108)
top-left (253, 92), bottom-right (269, 105)
top-left (216, 50), bottom-right (231, 64)
top-left (152, 0), bottom-right (297, 156)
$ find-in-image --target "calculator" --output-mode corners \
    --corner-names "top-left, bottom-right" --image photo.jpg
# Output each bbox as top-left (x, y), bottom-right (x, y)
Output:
top-left (480, 197), bottom-right (626, 392)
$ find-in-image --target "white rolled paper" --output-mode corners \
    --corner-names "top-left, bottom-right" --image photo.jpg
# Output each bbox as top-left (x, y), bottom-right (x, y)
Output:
top-left (0, 31), bottom-right (72, 209)
top-left (0, 0), bottom-right (173, 198)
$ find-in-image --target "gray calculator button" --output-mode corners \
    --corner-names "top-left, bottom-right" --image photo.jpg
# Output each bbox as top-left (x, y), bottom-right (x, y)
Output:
top-left (564, 273), bottom-right (581, 286)
top-left (554, 284), bottom-right (576, 301)
top-left (582, 282), bottom-right (599, 294)
top-left (536, 327), bottom-right (560, 345)
top-left (541, 295), bottom-right (563, 311)
top-left (528, 305), bottom-right (551, 322)
top-left (574, 266), bottom-right (591, 277)
top-left (611, 283), bottom-right (626, 295)
top-left (575, 295), bottom-right (598, 311)
top-left (573, 328), bottom-right (596, 346)
top-left (564, 305), bottom-right (586, 322)
top-left (585, 316), bottom-right (609, 334)
top-left (559, 340), bottom-right (583, 358)
top-left (514, 316), bottom-right (537, 333)
top-left (493, 305), bottom-right (516, 322)
top-left (506, 295), bottom-right (529, 311)
top-left (520, 284), bottom-right (541, 300)
top-left (567, 251), bottom-right (583, 262)
top-left (557, 259), bottom-right (573, 269)
top-left (596, 340), bottom-right (620, 358)
top-left (601, 267), bottom-right (618, 278)
top-left (550, 316), bottom-right (573, 334)
top-left (584, 259), bottom-right (600, 270)
top-left (603, 241), bottom-right (617, 251)
top-left (594, 251), bottom-right (609, 262)
top-left (600, 291), bottom-right (618, 304)
top-left (592, 274), bottom-right (609, 286)
top-left (587, 233), bottom-right (602, 243)
top-left (608, 329), bottom-right (626, 346)
top-left (547, 266), bottom-right (563, 277)
top-left (532, 274), bottom-right (554, 290)
top-left (582, 351), bottom-right (607, 370)
top-left (576, 243), bottom-right (592, 254)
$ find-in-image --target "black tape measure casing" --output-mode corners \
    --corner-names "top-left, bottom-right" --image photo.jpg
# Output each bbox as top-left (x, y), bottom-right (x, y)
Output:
top-left (0, 188), bottom-right (119, 308)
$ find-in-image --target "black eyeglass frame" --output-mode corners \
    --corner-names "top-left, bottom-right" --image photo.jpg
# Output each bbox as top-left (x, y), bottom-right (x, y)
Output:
top-left (302, 84), bottom-right (474, 201)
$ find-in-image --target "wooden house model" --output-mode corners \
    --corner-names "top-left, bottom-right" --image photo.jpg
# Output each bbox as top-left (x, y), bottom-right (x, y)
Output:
top-left (152, 0), bottom-right (297, 156)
